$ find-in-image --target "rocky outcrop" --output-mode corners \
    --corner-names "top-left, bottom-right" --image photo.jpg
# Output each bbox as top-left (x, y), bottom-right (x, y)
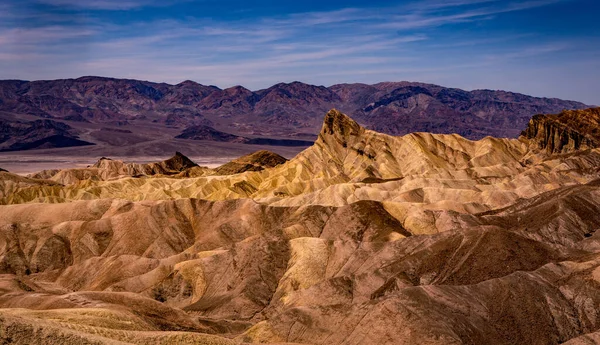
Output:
top-left (91, 151), bottom-right (198, 175)
top-left (86, 151), bottom-right (199, 179)
top-left (215, 150), bottom-right (287, 175)
top-left (521, 107), bottom-right (600, 154)
top-left (0, 119), bottom-right (94, 152)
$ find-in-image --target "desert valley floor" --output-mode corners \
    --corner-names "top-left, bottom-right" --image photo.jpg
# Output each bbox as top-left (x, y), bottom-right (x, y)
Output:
top-left (2, 108), bottom-right (600, 344)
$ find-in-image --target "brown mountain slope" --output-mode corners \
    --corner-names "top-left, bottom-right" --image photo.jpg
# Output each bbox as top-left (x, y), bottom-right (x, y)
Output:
top-left (2, 109), bottom-right (600, 344)
top-left (0, 119), bottom-right (94, 151)
top-left (1, 183), bottom-right (600, 344)
top-left (0, 77), bottom-right (589, 156)
top-left (5, 110), bottom-right (591, 221)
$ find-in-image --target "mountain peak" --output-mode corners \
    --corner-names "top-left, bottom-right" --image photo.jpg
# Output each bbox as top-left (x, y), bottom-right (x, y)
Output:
top-left (321, 109), bottom-right (362, 136)
top-left (317, 109), bottom-right (364, 151)
top-left (163, 151), bottom-right (198, 171)
top-left (177, 80), bottom-right (199, 87)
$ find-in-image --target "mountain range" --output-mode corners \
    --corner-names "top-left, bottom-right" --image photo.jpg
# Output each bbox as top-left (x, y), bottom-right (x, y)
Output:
top-left (0, 77), bottom-right (590, 154)
top-left (2, 107), bottom-right (600, 343)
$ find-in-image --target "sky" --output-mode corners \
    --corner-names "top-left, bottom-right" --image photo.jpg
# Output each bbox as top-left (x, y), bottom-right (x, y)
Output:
top-left (1, 0), bottom-right (599, 104)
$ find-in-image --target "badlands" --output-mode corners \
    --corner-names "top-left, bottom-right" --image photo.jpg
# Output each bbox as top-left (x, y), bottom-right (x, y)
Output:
top-left (1, 108), bottom-right (600, 344)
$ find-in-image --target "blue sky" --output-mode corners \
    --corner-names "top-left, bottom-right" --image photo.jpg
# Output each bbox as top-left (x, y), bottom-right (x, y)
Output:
top-left (1, 0), bottom-right (599, 104)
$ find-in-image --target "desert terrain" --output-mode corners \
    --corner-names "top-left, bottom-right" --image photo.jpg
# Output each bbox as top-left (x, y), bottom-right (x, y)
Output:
top-left (1, 107), bottom-right (600, 344)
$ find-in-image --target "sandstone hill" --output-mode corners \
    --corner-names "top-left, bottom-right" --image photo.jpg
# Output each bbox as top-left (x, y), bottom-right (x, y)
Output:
top-left (27, 151), bottom-right (200, 184)
top-left (214, 150), bottom-right (288, 175)
top-left (1, 108), bottom-right (600, 344)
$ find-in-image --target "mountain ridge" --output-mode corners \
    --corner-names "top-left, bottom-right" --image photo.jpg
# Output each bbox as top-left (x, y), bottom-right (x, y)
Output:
top-left (0, 77), bottom-right (590, 155)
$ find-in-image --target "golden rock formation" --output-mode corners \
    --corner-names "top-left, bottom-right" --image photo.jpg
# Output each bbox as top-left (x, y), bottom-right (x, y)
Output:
top-left (2, 108), bottom-right (600, 344)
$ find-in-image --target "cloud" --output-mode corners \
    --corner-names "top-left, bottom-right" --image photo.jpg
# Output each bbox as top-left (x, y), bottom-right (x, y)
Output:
top-left (483, 43), bottom-right (570, 61)
top-left (261, 8), bottom-right (374, 27)
top-left (36, 0), bottom-right (154, 10)
top-left (0, 26), bottom-right (96, 45)
top-left (382, 0), bottom-right (567, 30)
top-left (406, 0), bottom-right (502, 10)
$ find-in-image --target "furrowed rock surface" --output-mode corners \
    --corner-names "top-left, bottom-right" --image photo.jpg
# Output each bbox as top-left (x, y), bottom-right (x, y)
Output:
top-left (1, 108), bottom-right (600, 344)
top-left (521, 107), bottom-right (600, 154)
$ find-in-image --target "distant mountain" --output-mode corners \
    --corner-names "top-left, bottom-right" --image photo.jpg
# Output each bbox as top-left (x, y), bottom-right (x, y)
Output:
top-left (175, 124), bottom-right (314, 146)
top-left (331, 82), bottom-right (589, 138)
top-left (0, 119), bottom-right (94, 151)
top-left (175, 124), bottom-right (244, 142)
top-left (0, 76), bottom-right (589, 151)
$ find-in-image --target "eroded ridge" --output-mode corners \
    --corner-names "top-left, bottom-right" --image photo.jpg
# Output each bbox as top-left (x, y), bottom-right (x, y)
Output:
top-left (2, 108), bottom-right (600, 344)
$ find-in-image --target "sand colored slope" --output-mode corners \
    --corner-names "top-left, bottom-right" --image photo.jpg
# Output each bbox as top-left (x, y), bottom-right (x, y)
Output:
top-left (1, 184), bottom-right (600, 343)
top-left (2, 108), bottom-right (600, 343)
top-left (5, 110), bottom-right (600, 237)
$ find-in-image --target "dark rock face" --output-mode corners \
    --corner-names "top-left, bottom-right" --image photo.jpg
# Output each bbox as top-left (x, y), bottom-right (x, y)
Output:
top-left (176, 125), bottom-right (314, 147)
top-left (176, 125), bottom-right (243, 142)
top-left (0, 119), bottom-right (94, 151)
top-left (161, 151), bottom-right (198, 172)
top-left (321, 109), bottom-right (362, 138)
top-left (521, 107), bottom-right (600, 154)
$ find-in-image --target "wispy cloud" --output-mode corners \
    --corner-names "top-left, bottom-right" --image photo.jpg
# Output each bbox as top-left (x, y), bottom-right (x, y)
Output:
top-left (383, 0), bottom-right (567, 30)
top-left (405, 0), bottom-right (502, 10)
top-left (36, 0), bottom-right (168, 10)
top-left (0, 0), bottom-right (597, 104)
top-left (483, 43), bottom-right (570, 61)
top-left (0, 26), bottom-right (95, 45)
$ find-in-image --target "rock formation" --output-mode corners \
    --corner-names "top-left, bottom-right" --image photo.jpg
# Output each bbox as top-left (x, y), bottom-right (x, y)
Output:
top-left (28, 151), bottom-right (199, 184)
top-left (1, 108), bottom-right (600, 344)
top-left (521, 107), bottom-right (600, 154)
top-left (175, 124), bottom-right (245, 142)
top-left (214, 150), bottom-right (288, 175)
